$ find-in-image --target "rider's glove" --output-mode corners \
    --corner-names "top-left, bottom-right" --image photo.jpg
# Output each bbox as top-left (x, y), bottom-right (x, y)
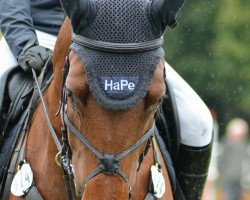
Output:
top-left (18, 39), bottom-right (52, 74)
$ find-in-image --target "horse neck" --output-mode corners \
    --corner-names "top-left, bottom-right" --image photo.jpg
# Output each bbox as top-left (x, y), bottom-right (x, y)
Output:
top-left (49, 18), bottom-right (72, 114)
top-left (24, 88), bottom-right (66, 199)
top-left (24, 18), bottom-right (77, 199)
top-left (28, 18), bottom-right (72, 156)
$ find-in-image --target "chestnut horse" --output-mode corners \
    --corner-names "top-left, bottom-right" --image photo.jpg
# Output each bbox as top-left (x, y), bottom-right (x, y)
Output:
top-left (4, 0), bottom-right (189, 196)
top-left (7, 17), bottom-right (174, 200)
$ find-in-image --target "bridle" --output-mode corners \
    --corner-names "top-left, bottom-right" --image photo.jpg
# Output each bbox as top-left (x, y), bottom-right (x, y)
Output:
top-left (72, 33), bottom-right (164, 52)
top-left (59, 32), bottom-right (165, 199)
top-left (58, 56), bottom-right (156, 199)
top-left (33, 32), bottom-right (164, 200)
top-left (63, 110), bottom-right (155, 198)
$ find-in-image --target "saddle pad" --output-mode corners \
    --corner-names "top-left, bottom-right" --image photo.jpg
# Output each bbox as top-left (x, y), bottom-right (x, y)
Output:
top-left (0, 123), bottom-right (22, 192)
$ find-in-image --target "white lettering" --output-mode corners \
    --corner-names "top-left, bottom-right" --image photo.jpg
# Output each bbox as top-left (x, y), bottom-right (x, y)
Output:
top-left (113, 82), bottom-right (120, 90)
top-left (120, 80), bottom-right (128, 90)
top-left (128, 82), bottom-right (135, 90)
top-left (104, 79), bottom-right (136, 91)
top-left (105, 80), bottom-right (113, 91)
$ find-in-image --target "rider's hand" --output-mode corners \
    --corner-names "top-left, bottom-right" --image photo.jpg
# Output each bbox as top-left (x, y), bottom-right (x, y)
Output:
top-left (18, 39), bottom-right (52, 74)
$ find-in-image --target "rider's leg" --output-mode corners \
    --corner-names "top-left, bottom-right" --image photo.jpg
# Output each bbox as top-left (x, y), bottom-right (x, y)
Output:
top-left (165, 62), bottom-right (213, 199)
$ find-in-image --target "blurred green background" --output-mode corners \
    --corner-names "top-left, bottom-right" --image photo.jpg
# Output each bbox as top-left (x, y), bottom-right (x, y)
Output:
top-left (164, 0), bottom-right (250, 136)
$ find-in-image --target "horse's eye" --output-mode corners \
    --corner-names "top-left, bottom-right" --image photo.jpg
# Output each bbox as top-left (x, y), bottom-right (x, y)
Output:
top-left (65, 88), bottom-right (73, 98)
top-left (65, 88), bottom-right (74, 103)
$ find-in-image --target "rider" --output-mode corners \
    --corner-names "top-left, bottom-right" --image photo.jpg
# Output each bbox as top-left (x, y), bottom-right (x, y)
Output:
top-left (0, 0), bottom-right (64, 194)
top-left (0, 0), bottom-right (64, 76)
top-left (0, 0), bottom-right (63, 142)
top-left (0, 0), bottom-right (212, 199)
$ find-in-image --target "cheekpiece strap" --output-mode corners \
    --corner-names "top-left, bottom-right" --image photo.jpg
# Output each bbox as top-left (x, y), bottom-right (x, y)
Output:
top-left (72, 33), bottom-right (164, 52)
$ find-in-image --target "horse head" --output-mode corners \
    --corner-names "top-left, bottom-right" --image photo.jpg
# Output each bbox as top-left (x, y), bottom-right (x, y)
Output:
top-left (56, 0), bottom-right (184, 199)
top-left (64, 50), bottom-right (166, 199)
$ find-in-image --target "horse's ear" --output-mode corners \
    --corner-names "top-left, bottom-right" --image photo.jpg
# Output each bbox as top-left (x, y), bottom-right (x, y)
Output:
top-left (149, 0), bottom-right (185, 35)
top-left (60, 0), bottom-right (96, 34)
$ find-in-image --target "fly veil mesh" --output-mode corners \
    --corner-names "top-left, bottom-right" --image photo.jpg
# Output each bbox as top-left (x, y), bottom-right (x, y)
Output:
top-left (71, 0), bottom-right (164, 110)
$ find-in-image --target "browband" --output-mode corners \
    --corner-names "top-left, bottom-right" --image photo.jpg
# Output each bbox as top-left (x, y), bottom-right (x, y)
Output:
top-left (72, 33), bottom-right (164, 52)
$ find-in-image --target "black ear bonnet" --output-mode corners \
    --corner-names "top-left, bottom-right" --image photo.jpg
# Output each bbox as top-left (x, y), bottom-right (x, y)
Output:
top-left (60, 0), bottom-right (185, 111)
top-left (60, 0), bottom-right (185, 37)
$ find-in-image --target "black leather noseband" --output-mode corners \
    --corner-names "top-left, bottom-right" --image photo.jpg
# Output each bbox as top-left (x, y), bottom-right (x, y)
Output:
top-left (63, 112), bottom-right (155, 199)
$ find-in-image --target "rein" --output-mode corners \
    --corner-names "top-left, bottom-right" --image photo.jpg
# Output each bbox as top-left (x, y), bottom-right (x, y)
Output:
top-left (31, 69), bottom-right (62, 153)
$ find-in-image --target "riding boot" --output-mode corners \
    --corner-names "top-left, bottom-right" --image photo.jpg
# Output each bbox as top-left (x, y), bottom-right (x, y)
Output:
top-left (174, 143), bottom-right (212, 200)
